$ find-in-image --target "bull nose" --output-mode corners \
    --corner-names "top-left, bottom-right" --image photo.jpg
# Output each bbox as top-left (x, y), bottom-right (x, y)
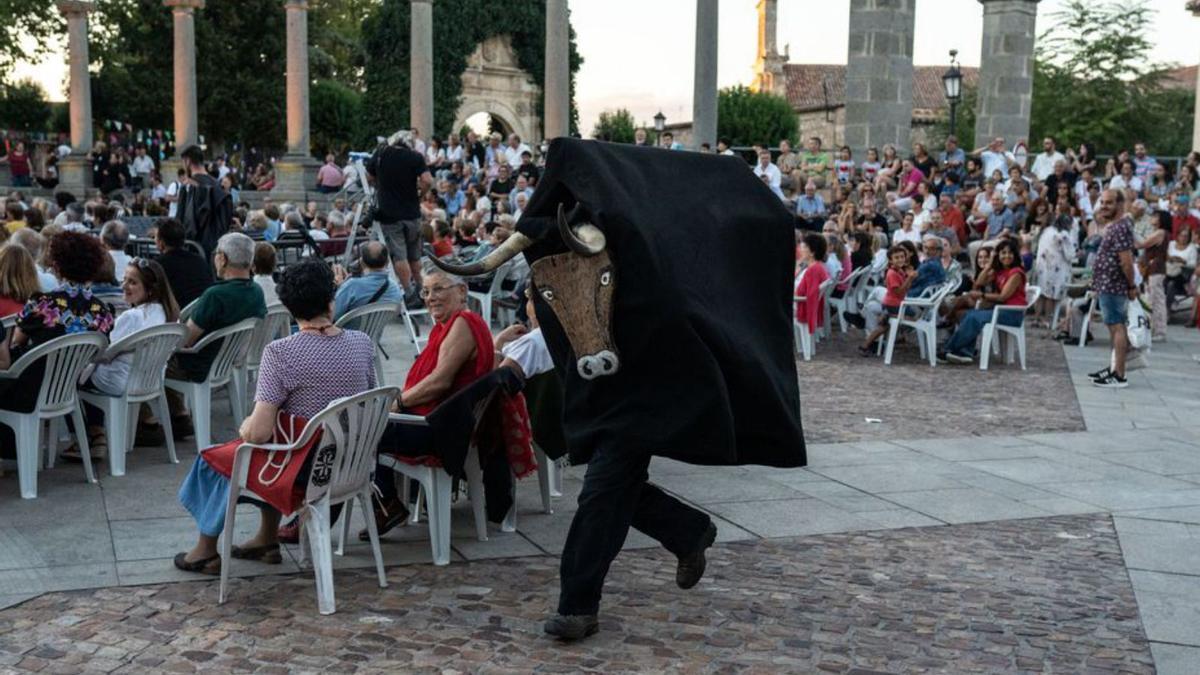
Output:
top-left (576, 351), bottom-right (620, 380)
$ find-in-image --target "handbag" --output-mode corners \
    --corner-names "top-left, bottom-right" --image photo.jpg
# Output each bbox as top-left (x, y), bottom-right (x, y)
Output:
top-left (201, 411), bottom-right (323, 515)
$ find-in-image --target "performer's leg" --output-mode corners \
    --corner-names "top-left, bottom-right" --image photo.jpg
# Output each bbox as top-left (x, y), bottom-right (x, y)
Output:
top-left (630, 483), bottom-right (712, 557)
top-left (556, 445), bottom-right (651, 616)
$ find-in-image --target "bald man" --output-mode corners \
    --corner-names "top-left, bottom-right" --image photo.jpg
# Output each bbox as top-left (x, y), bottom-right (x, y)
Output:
top-left (332, 241), bottom-right (403, 319)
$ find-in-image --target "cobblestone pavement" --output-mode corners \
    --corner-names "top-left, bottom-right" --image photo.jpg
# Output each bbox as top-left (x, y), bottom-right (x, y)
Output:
top-left (0, 514), bottom-right (1152, 674)
top-left (798, 330), bottom-right (1084, 443)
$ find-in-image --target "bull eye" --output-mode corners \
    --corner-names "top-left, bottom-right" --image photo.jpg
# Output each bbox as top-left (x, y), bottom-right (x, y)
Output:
top-left (541, 288), bottom-right (555, 302)
top-left (599, 271), bottom-right (612, 286)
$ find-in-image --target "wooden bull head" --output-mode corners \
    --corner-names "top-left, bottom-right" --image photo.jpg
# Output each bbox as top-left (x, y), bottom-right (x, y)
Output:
top-left (428, 203), bottom-right (619, 379)
top-left (530, 251), bottom-right (618, 380)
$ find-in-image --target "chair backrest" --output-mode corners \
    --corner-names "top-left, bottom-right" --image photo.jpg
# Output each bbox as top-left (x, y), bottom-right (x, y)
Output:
top-left (335, 302), bottom-right (400, 344)
top-left (1023, 285), bottom-right (1042, 310)
top-left (244, 304), bottom-right (292, 369)
top-left (851, 264), bottom-right (875, 306)
top-left (302, 386), bottom-right (401, 505)
top-left (1, 314), bottom-right (15, 332)
top-left (192, 317), bottom-right (260, 384)
top-left (817, 278), bottom-right (835, 308)
top-left (179, 298), bottom-right (199, 323)
top-left (107, 323), bottom-right (189, 399)
top-left (476, 259), bottom-right (515, 298)
top-left (7, 332), bottom-right (107, 417)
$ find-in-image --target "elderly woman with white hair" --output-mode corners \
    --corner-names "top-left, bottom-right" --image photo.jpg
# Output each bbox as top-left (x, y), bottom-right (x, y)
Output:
top-left (364, 269), bottom-right (496, 538)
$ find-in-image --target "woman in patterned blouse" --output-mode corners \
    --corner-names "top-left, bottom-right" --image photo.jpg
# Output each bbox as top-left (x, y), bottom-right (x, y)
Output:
top-left (0, 231), bottom-right (115, 457)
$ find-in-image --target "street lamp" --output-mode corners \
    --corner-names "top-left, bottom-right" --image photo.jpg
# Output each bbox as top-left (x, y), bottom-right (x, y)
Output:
top-left (942, 49), bottom-right (963, 138)
top-left (653, 110), bottom-right (666, 145)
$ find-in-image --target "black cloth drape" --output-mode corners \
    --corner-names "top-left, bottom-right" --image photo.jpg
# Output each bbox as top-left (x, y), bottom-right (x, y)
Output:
top-left (515, 138), bottom-right (806, 469)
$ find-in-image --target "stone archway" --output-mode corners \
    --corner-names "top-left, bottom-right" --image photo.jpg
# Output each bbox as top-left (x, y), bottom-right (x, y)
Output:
top-left (453, 34), bottom-right (541, 143)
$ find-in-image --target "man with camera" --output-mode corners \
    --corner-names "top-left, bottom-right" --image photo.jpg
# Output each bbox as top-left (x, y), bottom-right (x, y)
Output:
top-left (365, 131), bottom-right (432, 307)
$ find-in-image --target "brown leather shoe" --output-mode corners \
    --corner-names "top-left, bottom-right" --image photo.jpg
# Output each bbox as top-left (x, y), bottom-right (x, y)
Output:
top-left (358, 496), bottom-right (410, 541)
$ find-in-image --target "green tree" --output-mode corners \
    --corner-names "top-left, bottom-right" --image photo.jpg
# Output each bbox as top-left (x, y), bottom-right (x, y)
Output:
top-left (0, 78), bottom-right (51, 131)
top-left (361, 0), bottom-right (583, 143)
top-left (311, 79), bottom-right (363, 157)
top-left (591, 109), bottom-right (636, 143)
top-left (0, 0), bottom-right (63, 84)
top-left (89, 0), bottom-right (286, 150)
top-left (88, 0), bottom-right (363, 152)
top-left (309, 0), bottom-right (376, 89)
top-left (716, 86), bottom-right (797, 147)
top-left (1029, 0), bottom-right (1193, 155)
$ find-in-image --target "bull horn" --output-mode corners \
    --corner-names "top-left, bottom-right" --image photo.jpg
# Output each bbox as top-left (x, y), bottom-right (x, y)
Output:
top-left (428, 231), bottom-right (534, 277)
top-left (558, 203), bottom-right (606, 256)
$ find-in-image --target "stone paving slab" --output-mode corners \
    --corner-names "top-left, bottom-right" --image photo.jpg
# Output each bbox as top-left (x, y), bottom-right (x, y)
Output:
top-left (0, 515), bottom-right (1153, 673)
top-left (798, 329), bottom-right (1085, 443)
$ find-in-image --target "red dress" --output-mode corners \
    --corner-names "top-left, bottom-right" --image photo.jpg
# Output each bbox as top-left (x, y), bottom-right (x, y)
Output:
top-left (794, 262), bottom-right (830, 328)
top-left (0, 296), bottom-right (23, 317)
top-left (995, 267), bottom-right (1027, 307)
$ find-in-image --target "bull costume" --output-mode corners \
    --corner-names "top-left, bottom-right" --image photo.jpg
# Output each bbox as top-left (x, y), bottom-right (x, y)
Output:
top-left (433, 138), bottom-right (805, 639)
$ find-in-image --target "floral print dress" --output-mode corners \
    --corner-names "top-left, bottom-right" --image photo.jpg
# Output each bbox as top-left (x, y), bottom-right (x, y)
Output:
top-left (1035, 226), bottom-right (1077, 301)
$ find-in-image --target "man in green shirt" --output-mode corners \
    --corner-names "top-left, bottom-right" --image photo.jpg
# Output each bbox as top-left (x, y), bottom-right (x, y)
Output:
top-left (166, 232), bottom-right (267, 438)
top-left (798, 136), bottom-right (831, 189)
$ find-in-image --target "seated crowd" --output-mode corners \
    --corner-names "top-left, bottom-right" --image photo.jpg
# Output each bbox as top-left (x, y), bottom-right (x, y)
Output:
top-left (780, 134), bottom-right (1200, 375)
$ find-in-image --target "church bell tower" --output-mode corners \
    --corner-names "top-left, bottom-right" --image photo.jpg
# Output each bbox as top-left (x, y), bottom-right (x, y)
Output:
top-left (752, 0), bottom-right (788, 96)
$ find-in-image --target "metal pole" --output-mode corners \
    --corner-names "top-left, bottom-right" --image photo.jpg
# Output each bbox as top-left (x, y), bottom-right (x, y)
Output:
top-left (949, 102), bottom-right (958, 139)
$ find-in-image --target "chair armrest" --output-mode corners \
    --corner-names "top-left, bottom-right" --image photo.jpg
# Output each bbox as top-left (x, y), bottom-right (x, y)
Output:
top-left (388, 412), bottom-right (429, 426)
top-left (793, 295), bottom-right (806, 302)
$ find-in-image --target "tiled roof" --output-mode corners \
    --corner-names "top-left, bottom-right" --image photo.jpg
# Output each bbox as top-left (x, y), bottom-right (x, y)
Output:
top-left (1164, 65), bottom-right (1197, 91)
top-left (783, 64), bottom-right (980, 113)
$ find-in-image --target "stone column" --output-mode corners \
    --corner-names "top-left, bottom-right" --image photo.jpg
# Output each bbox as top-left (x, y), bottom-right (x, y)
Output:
top-left (973, 0), bottom-right (1041, 153)
top-left (691, 0), bottom-right (718, 150)
top-left (543, 0), bottom-right (570, 141)
top-left (57, 0), bottom-right (95, 196)
top-left (165, 0), bottom-right (203, 152)
top-left (273, 0), bottom-right (320, 194)
top-left (1190, 2), bottom-right (1200, 151)
top-left (410, 0), bottom-right (434, 138)
top-left (844, 0), bottom-right (915, 160)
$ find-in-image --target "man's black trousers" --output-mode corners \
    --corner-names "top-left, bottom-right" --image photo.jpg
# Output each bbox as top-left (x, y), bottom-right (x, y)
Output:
top-left (556, 444), bottom-right (712, 616)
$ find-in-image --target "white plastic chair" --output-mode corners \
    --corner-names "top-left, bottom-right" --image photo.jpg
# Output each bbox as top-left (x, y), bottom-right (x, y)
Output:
top-left (828, 267), bottom-right (869, 334)
top-left (0, 332), bottom-right (107, 499)
top-left (377, 393), bottom-right (497, 566)
top-left (334, 302), bottom-right (400, 385)
top-left (1, 314), bottom-right (18, 332)
top-left (401, 302), bottom-right (430, 355)
top-left (467, 260), bottom-right (514, 329)
top-left (164, 318), bottom-right (259, 451)
top-left (882, 281), bottom-right (956, 367)
top-left (1078, 292), bottom-right (1097, 348)
top-left (79, 324), bottom-right (188, 477)
top-left (239, 304), bottom-right (291, 413)
top-left (793, 277), bottom-right (834, 361)
top-left (178, 298), bottom-right (199, 323)
top-left (980, 285), bottom-right (1042, 371)
top-left (219, 386), bottom-right (399, 615)
top-left (816, 278), bottom-right (836, 340)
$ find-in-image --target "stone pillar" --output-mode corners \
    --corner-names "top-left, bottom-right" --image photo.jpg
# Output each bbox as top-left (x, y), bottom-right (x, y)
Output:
top-left (692, 0), bottom-right (718, 150)
top-left (410, 0), bottom-right (434, 138)
top-left (273, 0), bottom-right (320, 194)
top-left (844, 0), bottom-right (915, 160)
top-left (165, 0), bottom-right (203, 152)
top-left (1190, 2), bottom-right (1200, 151)
top-left (974, 0), bottom-right (1040, 153)
top-left (57, 0), bottom-right (95, 196)
top-left (543, 0), bottom-right (570, 140)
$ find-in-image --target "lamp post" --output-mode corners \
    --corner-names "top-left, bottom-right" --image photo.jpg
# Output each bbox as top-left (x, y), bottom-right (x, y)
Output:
top-left (942, 49), bottom-right (963, 138)
top-left (653, 111), bottom-right (666, 146)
